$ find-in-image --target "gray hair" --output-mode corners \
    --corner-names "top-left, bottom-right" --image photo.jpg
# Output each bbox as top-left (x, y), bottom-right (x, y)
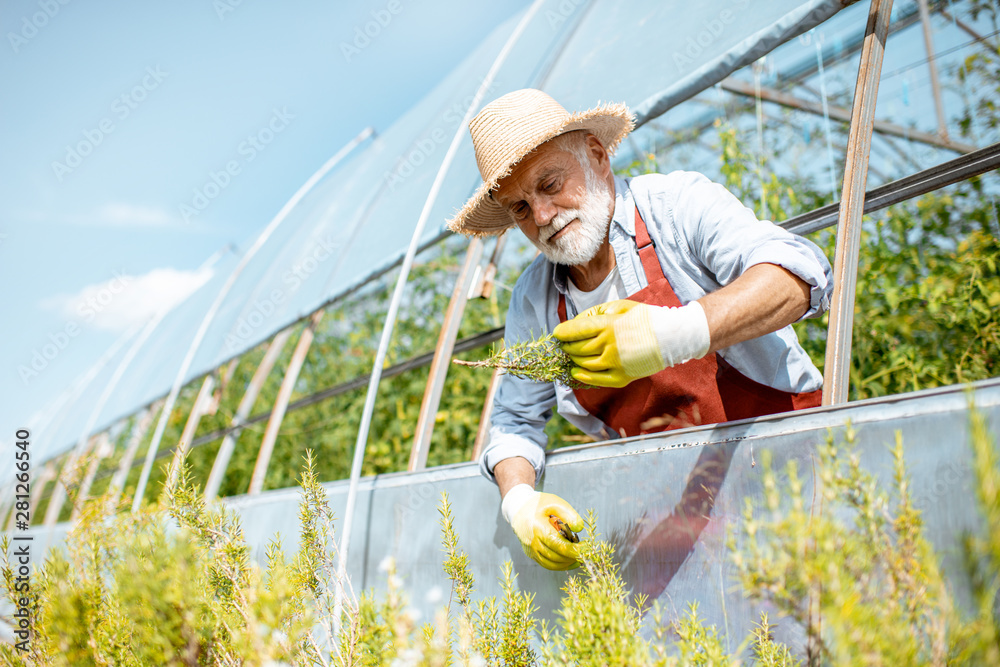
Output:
top-left (546, 130), bottom-right (604, 191)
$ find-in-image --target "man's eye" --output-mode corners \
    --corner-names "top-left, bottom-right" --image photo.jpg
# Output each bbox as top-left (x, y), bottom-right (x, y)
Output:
top-left (543, 180), bottom-right (557, 192)
top-left (512, 203), bottom-right (528, 219)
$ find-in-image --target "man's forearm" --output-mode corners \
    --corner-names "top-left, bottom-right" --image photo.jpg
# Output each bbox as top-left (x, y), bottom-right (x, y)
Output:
top-left (699, 263), bottom-right (811, 353)
top-left (494, 456), bottom-right (536, 499)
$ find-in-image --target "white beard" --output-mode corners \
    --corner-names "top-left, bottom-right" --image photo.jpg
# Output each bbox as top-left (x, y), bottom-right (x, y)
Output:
top-left (529, 169), bottom-right (613, 266)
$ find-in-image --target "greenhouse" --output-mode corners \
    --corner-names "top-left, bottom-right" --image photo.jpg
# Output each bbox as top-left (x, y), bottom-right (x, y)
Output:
top-left (2, 0), bottom-right (1000, 663)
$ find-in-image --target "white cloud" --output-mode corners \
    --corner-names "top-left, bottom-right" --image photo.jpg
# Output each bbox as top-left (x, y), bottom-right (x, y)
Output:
top-left (41, 266), bottom-right (213, 333)
top-left (93, 202), bottom-right (173, 227)
top-left (21, 202), bottom-right (176, 228)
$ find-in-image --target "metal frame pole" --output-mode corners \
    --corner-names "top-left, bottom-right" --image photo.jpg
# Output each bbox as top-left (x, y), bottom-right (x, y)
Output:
top-left (205, 328), bottom-right (293, 501)
top-left (823, 0), bottom-right (895, 406)
top-left (409, 237), bottom-right (485, 471)
top-left (26, 323), bottom-right (140, 526)
top-left (248, 311), bottom-right (323, 495)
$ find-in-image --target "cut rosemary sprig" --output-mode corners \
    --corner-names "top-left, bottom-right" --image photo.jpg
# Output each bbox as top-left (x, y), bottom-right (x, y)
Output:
top-left (453, 334), bottom-right (587, 388)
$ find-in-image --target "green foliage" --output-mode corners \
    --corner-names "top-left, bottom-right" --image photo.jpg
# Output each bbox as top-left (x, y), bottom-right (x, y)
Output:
top-left (795, 197), bottom-right (1000, 400)
top-left (1, 488), bottom-right (306, 665)
top-left (8, 416), bottom-right (1000, 664)
top-left (539, 513), bottom-right (650, 666)
top-left (732, 414), bottom-right (1000, 666)
top-left (707, 116), bottom-right (1000, 403)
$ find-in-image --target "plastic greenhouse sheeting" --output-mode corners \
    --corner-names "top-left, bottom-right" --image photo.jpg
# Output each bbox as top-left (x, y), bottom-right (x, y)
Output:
top-left (42, 0), bottom-right (850, 464)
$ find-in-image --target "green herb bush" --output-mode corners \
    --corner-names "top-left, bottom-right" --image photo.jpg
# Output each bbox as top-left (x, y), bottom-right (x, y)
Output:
top-left (5, 405), bottom-right (1000, 664)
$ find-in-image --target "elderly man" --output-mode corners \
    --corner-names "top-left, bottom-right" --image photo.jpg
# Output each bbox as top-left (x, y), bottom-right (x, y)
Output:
top-left (447, 89), bottom-right (832, 570)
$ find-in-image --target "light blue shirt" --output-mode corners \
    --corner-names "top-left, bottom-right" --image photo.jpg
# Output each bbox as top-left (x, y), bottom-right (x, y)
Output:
top-left (480, 171), bottom-right (833, 484)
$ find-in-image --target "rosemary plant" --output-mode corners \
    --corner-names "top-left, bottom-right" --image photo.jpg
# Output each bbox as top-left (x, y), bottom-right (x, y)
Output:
top-left (454, 334), bottom-right (586, 388)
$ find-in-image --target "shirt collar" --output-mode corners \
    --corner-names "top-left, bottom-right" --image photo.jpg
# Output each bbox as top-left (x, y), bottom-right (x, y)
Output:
top-left (551, 175), bottom-right (634, 295)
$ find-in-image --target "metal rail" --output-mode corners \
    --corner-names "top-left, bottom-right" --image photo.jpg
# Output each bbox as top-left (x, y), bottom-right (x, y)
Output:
top-left (718, 78), bottom-right (975, 154)
top-left (823, 0), bottom-right (894, 407)
top-left (781, 141), bottom-right (1000, 236)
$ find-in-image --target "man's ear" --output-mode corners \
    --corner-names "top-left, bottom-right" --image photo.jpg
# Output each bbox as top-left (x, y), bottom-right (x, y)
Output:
top-left (585, 133), bottom-right (611, 177)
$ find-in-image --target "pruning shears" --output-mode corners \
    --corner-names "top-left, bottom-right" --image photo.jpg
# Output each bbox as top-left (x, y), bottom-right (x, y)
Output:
top-left (549, 514), bottom-right (579, 543)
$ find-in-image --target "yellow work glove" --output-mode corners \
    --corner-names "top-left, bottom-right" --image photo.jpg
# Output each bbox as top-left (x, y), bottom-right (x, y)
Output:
top-left (553, 299), bottom-right (711, 388)
top-left (502, 484), bottom-right (583, 570)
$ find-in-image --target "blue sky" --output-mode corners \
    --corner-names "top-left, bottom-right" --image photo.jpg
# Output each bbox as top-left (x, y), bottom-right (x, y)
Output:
top-left (0, 0), bottom-right (530, 447)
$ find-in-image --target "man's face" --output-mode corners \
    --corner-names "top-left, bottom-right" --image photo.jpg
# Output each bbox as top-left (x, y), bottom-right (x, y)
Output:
top-left (494, 135), bottom-right (614, 266)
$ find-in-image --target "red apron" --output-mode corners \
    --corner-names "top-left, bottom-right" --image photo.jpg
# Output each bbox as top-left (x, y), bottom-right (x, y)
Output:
top-left (557, 207), bottom-right (822, 438)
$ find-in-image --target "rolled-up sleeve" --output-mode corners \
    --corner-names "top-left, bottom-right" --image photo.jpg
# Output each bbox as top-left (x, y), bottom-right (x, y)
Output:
top-left (480, 375), bottom-right (553, 484)
top-left (478, 259), bottom-right (557, 485)
top-left (665, 172), bottom-right (833, 320)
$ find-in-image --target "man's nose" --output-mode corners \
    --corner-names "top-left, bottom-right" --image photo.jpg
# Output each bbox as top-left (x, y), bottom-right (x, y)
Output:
top-left (532, 197), bottom-right (557, 228)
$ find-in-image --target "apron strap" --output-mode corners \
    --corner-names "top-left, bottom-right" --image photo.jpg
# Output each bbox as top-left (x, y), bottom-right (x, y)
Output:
top-left (634, 204), bottom-right (666, 286)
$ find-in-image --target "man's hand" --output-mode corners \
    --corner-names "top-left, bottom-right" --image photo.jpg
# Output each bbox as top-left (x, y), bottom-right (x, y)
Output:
top-left (502, 484), bottom-right (583, 570)
top-left (553, 299), bottom-right (710, 388)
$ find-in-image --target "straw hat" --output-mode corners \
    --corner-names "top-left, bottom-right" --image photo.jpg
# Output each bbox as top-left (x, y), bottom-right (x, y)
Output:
top-left (447, 89), bottom-right (634, 236)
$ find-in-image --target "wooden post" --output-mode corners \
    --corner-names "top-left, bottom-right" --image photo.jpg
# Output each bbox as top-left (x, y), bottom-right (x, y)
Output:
top-left (248, 311), bottom-right (324, 495)
top-left (470, 234), bottom-right (508, 300)
top-left (823, 0), bottom-right (894, 406)
top-left (917, 0), bottom-right (949, 140)
top-left (44, 436), bottom-right (96, 527)
top-left (165, 373), bottom-right (217, 493)
top-left (106, 405), bottom-right (158, 514)
top-left (204, 328), bottom-right (293, 501)
top-left (471, 365), bottom-right (505, 462)
top-left (6, 463), bottom-right (54, 530)
top-left (71, 433), bottom-right (112, 520)
top-left (410, 238), bottom-right (485, 471)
